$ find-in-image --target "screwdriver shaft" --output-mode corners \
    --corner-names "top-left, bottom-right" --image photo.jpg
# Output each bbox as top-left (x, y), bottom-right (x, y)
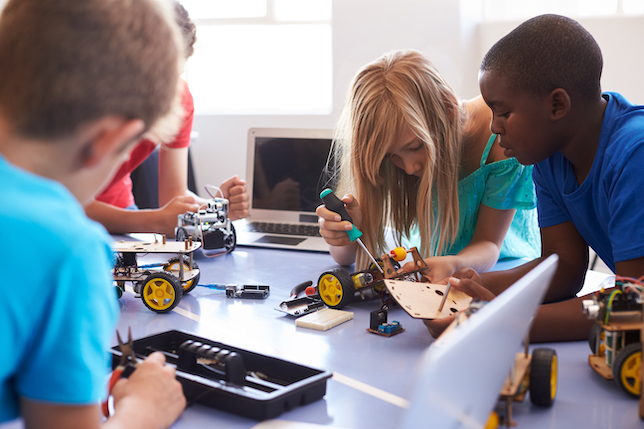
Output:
top-left (356, 238), bottom-right (384, 275)
top-left (437, 282), bottom-right (451, 313)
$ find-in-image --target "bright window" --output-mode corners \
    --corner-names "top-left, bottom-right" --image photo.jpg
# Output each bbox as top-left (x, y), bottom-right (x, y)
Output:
top-left (483, 0), bottom-right (644, 21)
top-left (181, 0), bottom-right (332, 115)
top-left (623, 0), bottom-right (644, 13)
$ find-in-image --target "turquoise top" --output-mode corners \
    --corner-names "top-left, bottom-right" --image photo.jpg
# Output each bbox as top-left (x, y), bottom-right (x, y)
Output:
top-left (404, 134), bottom-right (540, 259)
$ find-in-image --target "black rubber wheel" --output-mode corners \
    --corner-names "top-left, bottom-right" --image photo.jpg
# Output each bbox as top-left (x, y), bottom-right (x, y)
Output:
top-left (317, 269), bottom-right (355, 309)
top-left (164, 256), bottom-right (200, 294)
top-left (176, 227), bottom-right (188, 242)
top-left (141, 272), bottom-right (183, 313)
top-left (612, 342), bottom-right (641, 398)
top-left (224, 224), bottom-right (237, 253)
top-left (529, 348), bottom-right (558, 407)
top-left (114, 283), bottom-right (124, 299)
top-left (588, 323), bottom-right (603, 354)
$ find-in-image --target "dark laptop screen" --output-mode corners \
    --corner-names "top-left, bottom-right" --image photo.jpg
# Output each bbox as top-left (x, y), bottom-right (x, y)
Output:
top-left (252, 137), bottom-right (333, 212)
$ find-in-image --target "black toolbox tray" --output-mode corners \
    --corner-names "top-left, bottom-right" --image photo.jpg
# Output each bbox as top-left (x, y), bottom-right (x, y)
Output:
top-left (110, 329), bottom-right (332, 420)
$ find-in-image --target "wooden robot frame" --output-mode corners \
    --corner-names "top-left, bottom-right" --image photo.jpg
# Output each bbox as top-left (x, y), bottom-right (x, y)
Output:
top-left (316, 246), bottom-right (471, 316)
top-left (112, 237), bottom-right (201, 313)
top-left (582, 276), bottom-right (644, 419)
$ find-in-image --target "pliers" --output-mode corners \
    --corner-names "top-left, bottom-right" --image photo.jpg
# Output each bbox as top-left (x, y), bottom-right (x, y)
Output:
top-left (102, 328), bottom-right (138, 417)
top-left (289, 280), bottom-right (314, 299)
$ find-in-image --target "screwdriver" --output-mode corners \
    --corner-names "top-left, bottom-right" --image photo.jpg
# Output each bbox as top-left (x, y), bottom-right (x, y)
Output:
top-left (320, 188), bottom-right (384, 275)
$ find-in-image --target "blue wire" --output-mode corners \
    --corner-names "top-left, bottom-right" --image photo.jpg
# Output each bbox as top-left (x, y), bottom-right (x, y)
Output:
top-left (198, 283), bottom-right (227, 290)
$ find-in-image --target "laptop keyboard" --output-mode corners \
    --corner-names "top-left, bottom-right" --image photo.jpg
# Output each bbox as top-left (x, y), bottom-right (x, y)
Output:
top-left (246, 222), bottom-right (322, 237)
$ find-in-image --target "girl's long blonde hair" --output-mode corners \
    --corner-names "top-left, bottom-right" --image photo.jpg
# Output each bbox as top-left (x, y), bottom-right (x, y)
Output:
top-left (332, 49), bottom-right (465, 268)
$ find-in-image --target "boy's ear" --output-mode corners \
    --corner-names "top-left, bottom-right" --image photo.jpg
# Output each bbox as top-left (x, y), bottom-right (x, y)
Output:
top-left (547, 88), bottom-right (571, 121)
top-left (79, 118), bottom-right (145, 168)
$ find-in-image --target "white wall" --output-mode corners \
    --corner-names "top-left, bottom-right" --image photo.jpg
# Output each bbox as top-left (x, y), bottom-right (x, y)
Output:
top-left (190, 0), bottom-right (473, 194)
top-left (191, 2), bottom-right (644, 195)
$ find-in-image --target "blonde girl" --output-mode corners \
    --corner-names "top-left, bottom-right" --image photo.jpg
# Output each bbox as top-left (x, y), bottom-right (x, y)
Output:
top-left (317, 49), bottom-right (539, 281)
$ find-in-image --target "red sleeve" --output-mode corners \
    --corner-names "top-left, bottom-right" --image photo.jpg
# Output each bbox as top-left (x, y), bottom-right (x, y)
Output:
top-left (165, 81), bottom-right (194, 149)
top-left (95, 140), bottom-right (157, 207)
top-left (95, 82), bottom-right (194, 207)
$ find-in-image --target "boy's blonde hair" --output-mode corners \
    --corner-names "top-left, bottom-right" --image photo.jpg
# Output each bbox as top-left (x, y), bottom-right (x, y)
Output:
top-left (0, 0), bottom-right (184, 139)
top-left (334, 49), bottom-right (465, 268)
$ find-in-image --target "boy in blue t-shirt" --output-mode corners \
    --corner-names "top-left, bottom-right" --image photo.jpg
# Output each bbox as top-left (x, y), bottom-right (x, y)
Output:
top-left (0, 0), bottom-right (186, 428)
top-left (426, 14), bottom-right (644, 342)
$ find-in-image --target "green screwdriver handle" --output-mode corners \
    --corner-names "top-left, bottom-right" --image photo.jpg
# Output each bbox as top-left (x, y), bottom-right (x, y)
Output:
top-left (320, 188), bottom-right (363, 242)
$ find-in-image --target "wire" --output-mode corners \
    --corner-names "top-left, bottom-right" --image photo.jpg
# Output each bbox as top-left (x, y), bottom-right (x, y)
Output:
top-left (195, 200), bottom-right (222, 259)
top-left (605, 289), bottom-right (623, 325)
top-left (615, 275), bottom-right (643, 286)
top-left (193, 192), bottom-right (234, 259)
top-left (597, 276), bottom-right (616, 292)
top-left (198, 283), bottom-right (227, 290)
top-left (204, 184), bottom-right (223, 199)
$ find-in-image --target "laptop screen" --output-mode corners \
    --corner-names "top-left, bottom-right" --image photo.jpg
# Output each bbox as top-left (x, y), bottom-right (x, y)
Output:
top-left (400, 255), bottom-right (559, 428)
top-left (252, 136), bottom-right (333, 213)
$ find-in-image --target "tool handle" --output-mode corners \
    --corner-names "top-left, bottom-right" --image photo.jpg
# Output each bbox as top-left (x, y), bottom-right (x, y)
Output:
top-left (290, 280), bottom-right (313, 298)
top-left (102, 367), bottom-right (124, 417)
top-left (320, 188), bottom-right (363, 242)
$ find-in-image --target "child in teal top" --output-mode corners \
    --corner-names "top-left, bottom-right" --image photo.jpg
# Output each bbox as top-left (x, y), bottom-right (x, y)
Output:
top-left (317, 50), bottom-right (541, 283)
top-left (405, 134), bottom-right (540, 260)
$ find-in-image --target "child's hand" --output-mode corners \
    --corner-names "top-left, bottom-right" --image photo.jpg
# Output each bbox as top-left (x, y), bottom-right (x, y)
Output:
top-left (316, 194), bottom-right (363, 247)
top-left (422, 269), bottom-right (495, 338)
top-left (423, 316), bottom-right (456, 338)
top-left (401, 255), bottom-right (459, 283)
top-left (446, 269), bottom-right (493, 300)
top-left (110, 352), bottom-right (185, 428)
top-left (157, 195), bottom-right (201, 237)
top-left (219, 176), bottom-right (249, 220)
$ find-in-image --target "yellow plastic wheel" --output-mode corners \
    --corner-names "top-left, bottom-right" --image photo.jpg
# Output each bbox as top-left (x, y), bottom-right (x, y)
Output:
top-left (613, 343), bottom-right (641, 397)
top-left (317, 269), bottom-right (354, 309)
top-left (485, 411), bottom-right (499, 429)
top-left (549, 354), bottom-right (558, 400)
top-left (164, 256), bottom-right (200, 294)
top-left (141, 272), bottom-right (183, 313)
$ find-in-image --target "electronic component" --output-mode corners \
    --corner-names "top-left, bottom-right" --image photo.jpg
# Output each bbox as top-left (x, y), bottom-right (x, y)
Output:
top-left (276, 296), bottom-right (326, 317)
top-left (377, 321), bottom-right (404, 336)
top-left (369, 308), bottom-right (388, 331)
top-left (367, 308), bottom-right (404, 337)
top-left (225, 284), bottom-right (269, 299)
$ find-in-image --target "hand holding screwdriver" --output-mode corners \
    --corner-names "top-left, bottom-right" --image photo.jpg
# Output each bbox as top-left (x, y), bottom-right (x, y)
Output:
top-left (319, 189), bottom-right (384, 274)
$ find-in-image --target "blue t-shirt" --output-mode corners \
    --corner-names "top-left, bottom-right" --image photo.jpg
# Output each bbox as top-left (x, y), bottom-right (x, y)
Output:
top-left (0, 155), bottom-right (119, 422)
top-left (534, 92), bottom-right (644, 273)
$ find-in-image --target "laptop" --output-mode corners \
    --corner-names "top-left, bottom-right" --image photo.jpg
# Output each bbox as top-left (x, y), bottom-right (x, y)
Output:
top-left (400, 254), bottom-right (559, 429)
top-left (233, 128), bottom-right (334, 252)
